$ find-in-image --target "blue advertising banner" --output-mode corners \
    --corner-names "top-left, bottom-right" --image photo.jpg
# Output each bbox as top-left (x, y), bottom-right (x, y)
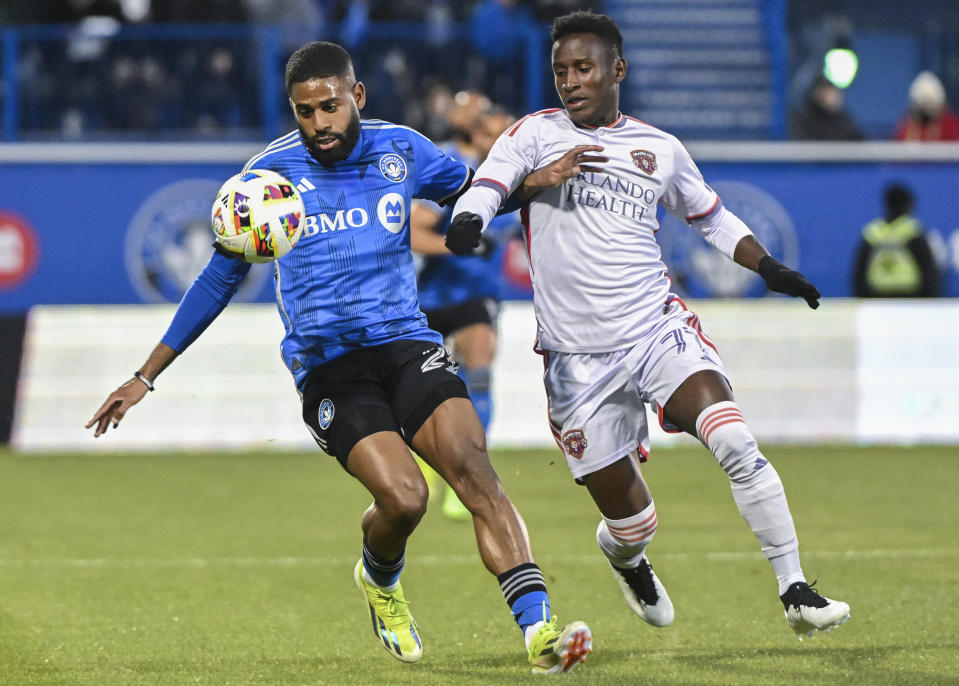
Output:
top-left (658, 161), bottom-right (959, 300)
top-left (2, 156), bottom-right (957, 312)
top-left (1, 162), bottom-right (275, 312)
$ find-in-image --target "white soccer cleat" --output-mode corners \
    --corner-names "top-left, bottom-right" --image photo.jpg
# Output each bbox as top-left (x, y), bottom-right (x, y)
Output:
top-left (780, 581), bottom-right (851, 640)
top-left (607, 557), bottom-right (674, 627)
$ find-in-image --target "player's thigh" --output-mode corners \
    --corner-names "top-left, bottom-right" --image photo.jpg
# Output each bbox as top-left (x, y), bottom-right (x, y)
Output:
top-left (544, 349), bottom-right (650, 483)
top-left (450, 322), bottom-right (497, 367)
top-left (409, 396), bottom-right (495, 487)
top-left (443, 298), bottom-right (498, 363)
top-left (386, 339), bottom-right (475, 455)
top-left (301, 355), bottom-right (404, 470)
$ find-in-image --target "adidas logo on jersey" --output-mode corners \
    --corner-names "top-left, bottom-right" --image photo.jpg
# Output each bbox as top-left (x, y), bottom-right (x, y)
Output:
top-left (296, 177), bottom-right (316, 193)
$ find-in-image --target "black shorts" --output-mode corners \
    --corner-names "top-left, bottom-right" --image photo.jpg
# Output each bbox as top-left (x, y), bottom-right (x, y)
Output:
top-left (423, 297), bottom-right (499, 339)
top-left (301, 339), bottom-right (469, 468)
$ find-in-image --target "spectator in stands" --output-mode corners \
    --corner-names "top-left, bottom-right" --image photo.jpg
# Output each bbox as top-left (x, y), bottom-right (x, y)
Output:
top-left (194, 47), bottom-right (245, 132)
top-left (107, 55), bottom-right (173, 130)
top-left (788, 75), bottom-right (863, 141)
top-left (414, 81), bottom-right (456, 142)
top-left (852, 183), bottom-right (940, 297)
top-left (895, 71), bottom-right (959, 142)
top-left (531, 0), bottom-right (602, 22)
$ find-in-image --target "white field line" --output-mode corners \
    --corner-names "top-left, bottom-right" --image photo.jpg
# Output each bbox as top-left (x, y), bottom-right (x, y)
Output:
top-left (0, 549), bottom-right (954, 569)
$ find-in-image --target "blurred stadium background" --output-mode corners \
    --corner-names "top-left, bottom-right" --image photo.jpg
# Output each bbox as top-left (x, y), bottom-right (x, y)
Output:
top-left (2, 2), bottom-right (959, 684)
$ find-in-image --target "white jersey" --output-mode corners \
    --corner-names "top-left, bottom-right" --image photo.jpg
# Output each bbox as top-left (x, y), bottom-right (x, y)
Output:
top-left (452, 108), bottom-right (751, 353)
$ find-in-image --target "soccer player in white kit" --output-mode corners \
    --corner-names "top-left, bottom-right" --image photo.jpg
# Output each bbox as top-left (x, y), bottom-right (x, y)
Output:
top-left (445, 10), bottom-right (851, 639)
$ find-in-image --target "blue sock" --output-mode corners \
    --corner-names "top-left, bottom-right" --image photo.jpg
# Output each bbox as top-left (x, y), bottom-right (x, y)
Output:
top-left (497, 562), bottom-right (551, 633)
top-left (465, 366), bottom-right (492, 432)
top-left (362, 543), bottom-right (404, 588)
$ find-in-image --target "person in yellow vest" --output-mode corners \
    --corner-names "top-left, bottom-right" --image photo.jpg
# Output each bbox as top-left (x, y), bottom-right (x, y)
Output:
top-left (853, 183), bottom-right (941, 297)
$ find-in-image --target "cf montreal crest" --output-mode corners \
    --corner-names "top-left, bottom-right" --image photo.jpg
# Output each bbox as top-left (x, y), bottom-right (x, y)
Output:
top-left (561, 429), bottom-right (588, 459)
top-left (125, 179), bottom-right (271, 303)
top-left (318, 398), bottom-right (335, 430)
top-left (631, 149), bottom-right (657, 175)
top-left (379, 153), bottom-right (407, 182)
top-left (657, 180), bottom-right (799, 298)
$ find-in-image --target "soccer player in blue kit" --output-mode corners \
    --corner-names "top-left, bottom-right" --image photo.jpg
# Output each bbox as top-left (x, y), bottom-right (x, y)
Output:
top-left (411, 104), bottom-right (521, 520)
top-left (86, 41), bottom-right (591, 674)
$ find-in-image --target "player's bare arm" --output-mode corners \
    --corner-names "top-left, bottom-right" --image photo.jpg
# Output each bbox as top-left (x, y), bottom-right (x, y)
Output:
top-left (514, 144), bottom-right (608, 201)
top-left (409, 202), bottom-right (450, 255)
top-left (733, 234), bottom-right (821, 309)
top-left (85, 341), bottom-right (178, 437)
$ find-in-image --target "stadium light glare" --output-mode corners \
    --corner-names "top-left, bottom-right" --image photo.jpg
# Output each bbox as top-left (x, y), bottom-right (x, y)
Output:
top-left (823, 48), bottom-right (859, 89)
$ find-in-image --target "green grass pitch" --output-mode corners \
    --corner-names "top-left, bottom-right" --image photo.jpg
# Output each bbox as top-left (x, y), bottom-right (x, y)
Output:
top-left (1, 445), bottom-right (957, 685)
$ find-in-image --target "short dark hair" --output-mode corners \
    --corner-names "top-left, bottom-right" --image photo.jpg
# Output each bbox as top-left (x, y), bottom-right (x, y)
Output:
top-left (550, 11), bottom-right (623, 59)
top-left (285, 41), bottom-right (355, 93)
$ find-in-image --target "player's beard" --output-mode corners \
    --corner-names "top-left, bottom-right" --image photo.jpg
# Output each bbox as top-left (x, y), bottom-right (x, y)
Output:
top-left (303, 112), bottom-right (361, 166)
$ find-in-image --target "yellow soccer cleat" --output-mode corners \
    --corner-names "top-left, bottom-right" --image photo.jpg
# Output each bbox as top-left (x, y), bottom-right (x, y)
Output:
top-left (354, 559), bottom-right (423, 663)
top-left (528, 618), bottom-right (592, 674)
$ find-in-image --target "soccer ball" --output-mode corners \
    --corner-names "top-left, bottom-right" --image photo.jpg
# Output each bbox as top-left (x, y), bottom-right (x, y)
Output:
top-left (211, 169), bottom-right (305, 262)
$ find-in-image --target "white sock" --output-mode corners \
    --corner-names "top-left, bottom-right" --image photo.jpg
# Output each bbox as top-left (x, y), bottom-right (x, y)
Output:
top-left (597, 501), bottom-right (658, 569)
top-left (362, 568), bottom-right (398, 592)
top-left (697, 401), bottom-right (805, 595)
top-left (524, 620), bottom-right (545, 649)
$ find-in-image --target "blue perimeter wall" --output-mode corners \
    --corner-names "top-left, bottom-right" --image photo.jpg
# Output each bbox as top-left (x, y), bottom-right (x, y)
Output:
top-left (2, 156), bottom-right (958, 312)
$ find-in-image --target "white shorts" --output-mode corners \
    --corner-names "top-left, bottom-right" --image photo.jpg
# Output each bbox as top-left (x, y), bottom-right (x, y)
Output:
top-left (542, 296), bottom-right (728, 481)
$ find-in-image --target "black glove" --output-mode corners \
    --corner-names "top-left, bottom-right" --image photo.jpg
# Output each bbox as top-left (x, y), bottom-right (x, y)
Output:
top-left (471, 235), bottom-right (498, 258)
top-left (445, 212), bottom-right (484, 255)
top-left (758, 255), bottom-right (821, 309)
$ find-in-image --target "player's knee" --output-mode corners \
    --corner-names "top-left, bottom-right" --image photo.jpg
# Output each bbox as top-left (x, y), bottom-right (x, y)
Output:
top-left (695, 401), bottom-right (765, 483)
top-left (379, 481), bottom-right (429, 533)
top-left (596, 505), bottom-right (658, 566)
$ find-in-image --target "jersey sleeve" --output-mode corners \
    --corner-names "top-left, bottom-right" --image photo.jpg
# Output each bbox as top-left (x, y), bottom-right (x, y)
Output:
top-left (160, 248), bottom-right (252, 352)
top-left (659, 136), bottom-right (720, 223)
top-left (472, 120), bottom-right (538, 201)
top-left (450, 120), bottom-right (539, 229)
top-left (410, 132), bottom-right (472, 205)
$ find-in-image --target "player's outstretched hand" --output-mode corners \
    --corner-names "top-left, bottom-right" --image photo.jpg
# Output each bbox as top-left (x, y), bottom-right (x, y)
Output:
top-left (446, 212), bottom-right (484, 255)
top-left (85, 378), bottom-right (150, 437)
top-left (523, 145), bottom-right (608, 192)
top-left (758, 255), bottom-right (821, 309)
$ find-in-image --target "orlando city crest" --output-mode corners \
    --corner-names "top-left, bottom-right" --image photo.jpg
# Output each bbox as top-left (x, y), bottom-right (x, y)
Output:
top-left (561, 429), bottom-right (588, 459)
top-left (379, 153), bottom-right (407, 182)
top-left (630, 149), bottom-right (657, 175)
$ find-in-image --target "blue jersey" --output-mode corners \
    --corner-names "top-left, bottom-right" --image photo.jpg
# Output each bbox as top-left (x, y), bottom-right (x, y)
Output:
top-left (162, 120), bottom-right (471, 390)
top-left (416, 144), bottom-right (521, 312)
